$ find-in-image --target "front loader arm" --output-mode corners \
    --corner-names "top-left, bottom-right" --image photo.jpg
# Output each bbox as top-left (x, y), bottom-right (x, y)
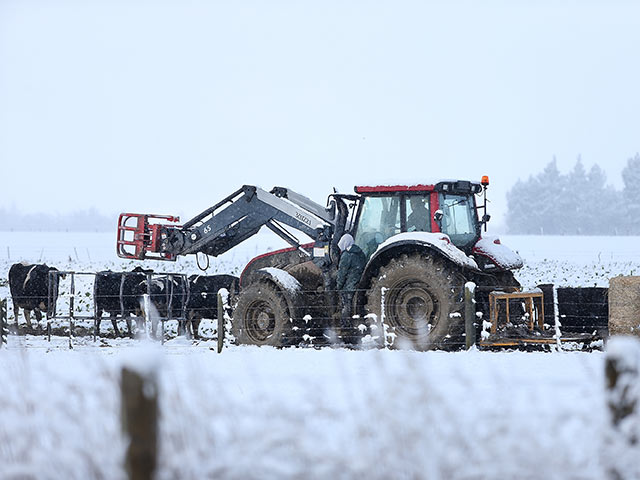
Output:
top-left (117, 185), bottom-right (335, 261)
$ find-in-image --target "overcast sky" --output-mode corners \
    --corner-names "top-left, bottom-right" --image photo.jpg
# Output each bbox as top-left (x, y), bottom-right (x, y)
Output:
top-left (1, 0), bottom-right (639, 230)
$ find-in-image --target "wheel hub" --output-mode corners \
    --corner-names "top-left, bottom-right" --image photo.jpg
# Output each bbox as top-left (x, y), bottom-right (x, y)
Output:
top-left (406, 295), bottom-right (431, 321)
top-left (246, 301), bottom-right (275, 341)
top-left (387, 282), bottom-right (438, 335)
top-left (256, 311), bottom-right (271, 330)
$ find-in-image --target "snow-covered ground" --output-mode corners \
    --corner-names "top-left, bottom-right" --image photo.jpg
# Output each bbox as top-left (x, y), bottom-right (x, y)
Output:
top-left (503, 235), bottom-right (640, 288)
top-left (1, 232), bottom-right (640, 478)
top-left (3, 231), bottom-right (639, 285)
top-left (0, 338), bottom-right (616, 479)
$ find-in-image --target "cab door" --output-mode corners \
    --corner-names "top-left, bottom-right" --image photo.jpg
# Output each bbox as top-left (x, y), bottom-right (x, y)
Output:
top-left (353, 195), bottom-right (401, 258)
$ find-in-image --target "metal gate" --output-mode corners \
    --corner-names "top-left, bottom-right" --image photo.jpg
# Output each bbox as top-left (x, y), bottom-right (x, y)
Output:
top-left (45, 271), bottom-right (190, 344)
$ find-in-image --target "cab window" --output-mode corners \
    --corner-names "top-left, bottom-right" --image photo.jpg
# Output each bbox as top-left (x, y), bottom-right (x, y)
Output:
top-left (354, 196), bottom-right (400, 258)
top-left (405, 195), bottom-right (430, 233)
top-left (439, 193), bottom-right (477, 248)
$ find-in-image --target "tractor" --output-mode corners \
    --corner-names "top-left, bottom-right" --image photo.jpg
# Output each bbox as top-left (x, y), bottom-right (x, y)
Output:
top-left (117, 177), bottom-right (522, 349)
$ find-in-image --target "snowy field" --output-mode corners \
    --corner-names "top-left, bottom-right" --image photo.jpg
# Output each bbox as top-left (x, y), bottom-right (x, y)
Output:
top-left (0, 341), bottom-right (615, 480)
top-left (3, 231), bottom-right (640, 286)
top-left (1, 232), bottom-right (640, 479)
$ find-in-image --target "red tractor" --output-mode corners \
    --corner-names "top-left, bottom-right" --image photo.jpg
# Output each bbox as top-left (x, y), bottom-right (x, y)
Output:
top-left (117, 178), bottom-right (522, 349)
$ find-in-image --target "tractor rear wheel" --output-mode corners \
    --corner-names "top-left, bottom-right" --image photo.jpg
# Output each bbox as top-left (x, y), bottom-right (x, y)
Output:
top-left (366, 253), bottom-right (466, 350)
top-left (232, 281), bottom-right (295, 347)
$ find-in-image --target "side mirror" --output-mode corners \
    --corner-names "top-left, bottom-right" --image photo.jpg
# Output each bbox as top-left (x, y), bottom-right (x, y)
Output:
top-left (325, 199), bottom-right (336, 221)
top-left (482, 214), bottom-right (491, 224)
top-left (433, 210), bottom-right (443, 227)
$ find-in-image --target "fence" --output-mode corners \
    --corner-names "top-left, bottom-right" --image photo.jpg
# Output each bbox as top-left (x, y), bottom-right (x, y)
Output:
top-left (220, 281), bottom-right (606, 351)
top-left (1, 278), bottom-right (613, 351)
top-left (1, 270), bottom-right (200, 346)
top-left (45, 271), bottom-right (192, 345)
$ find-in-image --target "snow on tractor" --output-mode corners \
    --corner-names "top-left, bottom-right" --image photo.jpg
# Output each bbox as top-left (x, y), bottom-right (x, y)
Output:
top-left (116, 178), bottom-right (523, 350)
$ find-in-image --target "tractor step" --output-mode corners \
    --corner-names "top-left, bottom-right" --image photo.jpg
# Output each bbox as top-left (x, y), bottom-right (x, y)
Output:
top-left (116, 213), bottom-right (181, 261)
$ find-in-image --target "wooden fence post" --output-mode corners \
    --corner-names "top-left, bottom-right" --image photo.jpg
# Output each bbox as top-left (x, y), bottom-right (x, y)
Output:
top-left (0, 298), bottom-right (7, 348)
top-left (121, 366), bottom-right (158, 480)
top-left (217, 291), bottom-right (225, 354)
top-left (380, 287), bottom-right (391, 348)
top-left (604, 336), bottom-right (640, 480)
top-left (68, 273), bottom-right (75, 350)
top-left (465, 282), bottom-right (476, 350)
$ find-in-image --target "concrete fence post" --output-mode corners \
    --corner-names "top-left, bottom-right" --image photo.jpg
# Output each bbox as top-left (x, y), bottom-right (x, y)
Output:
top-left (121, 365), bottom-right (158, 480)
top-left (604, 336), bottom-right (640, 480)
top-left (464, 282), bottom-right (476, 350)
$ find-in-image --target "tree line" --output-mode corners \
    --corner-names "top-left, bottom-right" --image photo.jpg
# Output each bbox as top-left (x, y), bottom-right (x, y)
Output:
top-left (505, 154), bottom-right (640, 235)
top-left (0, 207), bottom-right (114, 232)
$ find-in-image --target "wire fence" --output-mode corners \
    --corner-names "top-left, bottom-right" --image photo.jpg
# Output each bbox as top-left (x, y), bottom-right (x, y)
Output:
top-left (0, 275), bottom-right (612, 351)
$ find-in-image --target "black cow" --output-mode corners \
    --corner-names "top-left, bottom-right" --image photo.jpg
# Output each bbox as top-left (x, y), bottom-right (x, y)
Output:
top-left (184, 274), bottom-right (238, 339)
top-left (143, 274), bottom-right (189, 338)
top-left (8, 263), bottom-right (61, 330)
top-left (93, 267), bottom-right (152, 337)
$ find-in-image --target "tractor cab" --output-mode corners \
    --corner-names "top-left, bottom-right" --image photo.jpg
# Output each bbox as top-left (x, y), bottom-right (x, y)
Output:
top-left (351, 180), bottom-right (486, 258)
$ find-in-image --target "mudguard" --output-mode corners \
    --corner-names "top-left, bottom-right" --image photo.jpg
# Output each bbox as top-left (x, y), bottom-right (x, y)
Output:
top-left (472, 235), bottom-right (523, 271)
top-left (253, 267), bottom-right (305, 319)
top-left (364, 232), bottom-right (479, 276)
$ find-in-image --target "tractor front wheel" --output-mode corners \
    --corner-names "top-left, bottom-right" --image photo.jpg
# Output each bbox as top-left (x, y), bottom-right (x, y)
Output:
top-left (232, 282), bottom-right (295, 347)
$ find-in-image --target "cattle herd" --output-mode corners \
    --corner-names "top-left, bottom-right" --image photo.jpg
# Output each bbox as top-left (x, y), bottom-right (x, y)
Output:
top-left (6, 262), bottom-right (238, 340)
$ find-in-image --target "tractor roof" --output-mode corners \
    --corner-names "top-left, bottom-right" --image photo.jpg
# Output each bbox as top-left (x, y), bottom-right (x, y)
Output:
top-left (355, 180), bottom-right (483, 195)
top-left (354, 184), bottom-right (434, 194)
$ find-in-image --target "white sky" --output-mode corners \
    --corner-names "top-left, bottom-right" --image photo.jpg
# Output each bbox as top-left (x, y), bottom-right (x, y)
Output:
top-left (1, 0), bottom-right (639, 230)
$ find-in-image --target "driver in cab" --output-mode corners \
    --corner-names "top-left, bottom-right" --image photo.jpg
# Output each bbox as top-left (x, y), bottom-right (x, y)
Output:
top-left (406, 196), bottom-right (429, 232)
